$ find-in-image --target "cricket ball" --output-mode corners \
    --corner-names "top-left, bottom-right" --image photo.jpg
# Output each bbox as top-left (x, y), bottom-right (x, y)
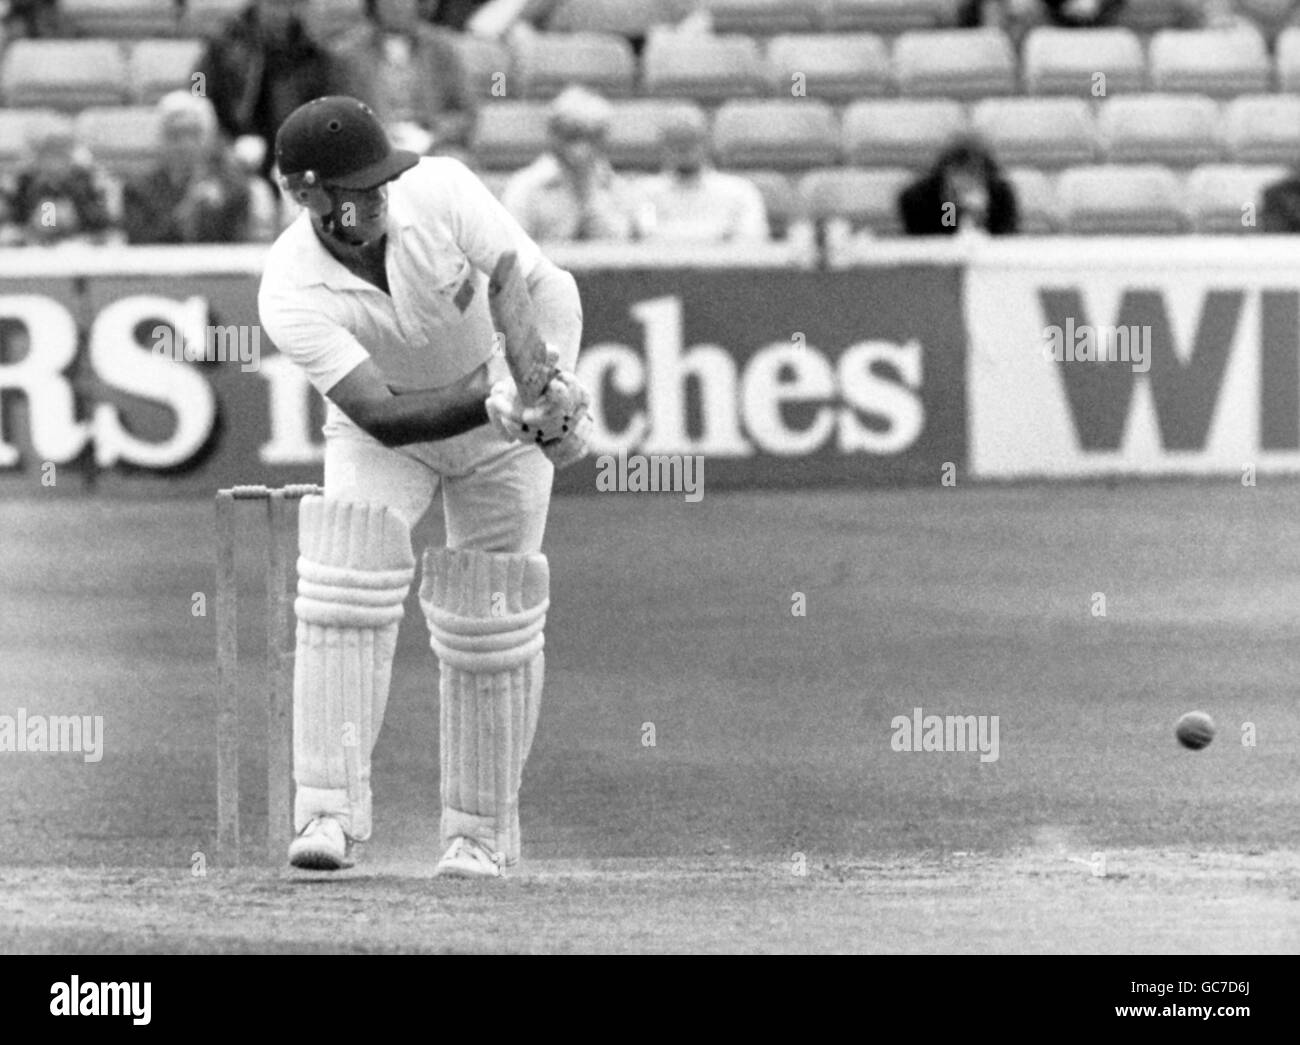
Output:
top-left (1175, 711), bottom-right (1215, 750)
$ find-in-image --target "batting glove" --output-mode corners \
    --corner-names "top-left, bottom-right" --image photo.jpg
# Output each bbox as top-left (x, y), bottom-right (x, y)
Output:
top-left (539, 410), bottom-right (594, 470)
top-left (486, 378), bottom-right (528, 443)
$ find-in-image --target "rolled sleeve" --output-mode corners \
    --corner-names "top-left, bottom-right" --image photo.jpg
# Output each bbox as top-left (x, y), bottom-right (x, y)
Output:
top-left (258, 283), bottom-right (371, 395)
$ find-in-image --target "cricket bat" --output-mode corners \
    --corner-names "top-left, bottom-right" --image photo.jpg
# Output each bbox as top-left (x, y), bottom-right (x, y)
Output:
top-left (488, 250), bottom-right (558, 407)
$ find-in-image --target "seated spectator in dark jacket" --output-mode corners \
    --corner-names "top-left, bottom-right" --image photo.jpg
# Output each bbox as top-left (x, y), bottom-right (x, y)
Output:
top-left (123, 93), bottom-right (275, 244)
top-left (0, 117), bottom-right (116, 246)
top-left (900, 136), bottom-right (1018, 237)
top-left (960, 0), bottom-right (1126, 28)
top-left (195, 0), bottom-right (345, 177)
top-left (2, 0), bottom-right (61, 37)
top-left (333, 0), bottom-right (472, 148)
top-left (1262, 172), bottom-right (1300, 231)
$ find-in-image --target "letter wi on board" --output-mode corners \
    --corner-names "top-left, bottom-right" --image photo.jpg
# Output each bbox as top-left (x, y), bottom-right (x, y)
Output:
top-left (966, 239), bottom-right (1300, 479)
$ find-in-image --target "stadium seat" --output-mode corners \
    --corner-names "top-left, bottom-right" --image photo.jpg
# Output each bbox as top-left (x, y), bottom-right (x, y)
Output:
top-left (73, 105), bottom-right (160, 178)
top-left (1275, 26), bottom-right (1300, 92)
top-left (1116, 0), bottom-right (1195, 33)
top-left (606, 100), bottom-right (708, 169)
top-left (471, 101), bottom-right (552, 170)
top-left (453, 35), bottom-right (512, 108)
top-left (1186, 163), bottom-right (1290, 233)
top-left (1005, 167), bottom-right (1059, 234)
top-left (60, 0), bottom-right (181, 38)
top-left (712, 99), bottom-right (839, 169)
top-left (129, 38), bottom-right (204, 105)
top-left (1224, 95), bottom-right (1300, 165)
top-left (742, 169), bottom-right (807, 239)
top-left (822, 0), bottom-right (962, 33)
top-left (1100, 94), bottom-right (1223, 166)
top-left (1022, 27), bottom-right (1145, 95)
top-left (1058, 164), bottom-right (1188, 234)
top-left (1148, 27), bottom-right (1271, 96)
top-left (0, 108), bottom-right (65, 174)
top-left (512, 31), bottom-right (636, 99)
top-left (971, 98), bottom-right (1098, 169)
top-left (893, 29), bottom-right (1016, 98)
top-left (180, 0), bottom-right (243, 38)
top-left (300, 0), bottom-right (363, 43)
top-left (703, 0), bottom-right (822, 34)
top-left (799, 166), bottom-right (914, 236)
top-left (548, 0), bottom-right (692, 36)
top-left (765, 33), bottom-right (891, 102)
top-left (642, 33), bottom-right (768, 101)
top-left (0, 40), bottom-right (131, 110)
top-left (842, 98), bottom-right (967, 167)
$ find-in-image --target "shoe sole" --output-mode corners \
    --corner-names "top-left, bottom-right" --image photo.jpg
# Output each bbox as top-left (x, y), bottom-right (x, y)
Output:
top-left (289, 847), bottom-right (353, 871)
top-left (434, 860), bottom-right (501, 879)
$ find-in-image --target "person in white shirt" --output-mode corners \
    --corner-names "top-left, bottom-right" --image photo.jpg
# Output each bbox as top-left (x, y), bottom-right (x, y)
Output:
top-left (501, 86), bottom-right (643, 242)
top-left (259, 96), bottom-right (591, 878)
top-left (637, 109), bottom-right (769, 245)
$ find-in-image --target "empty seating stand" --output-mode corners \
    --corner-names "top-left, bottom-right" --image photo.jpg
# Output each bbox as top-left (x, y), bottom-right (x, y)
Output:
top-left (1058, 164), bottom-right (1189, 234)
top-left (713, 99), bottom-right (840, 168)
top-left (642, 33), bottom-right (768, 101)
top-left (1100, 93), bottom-right (1223, 166)
top-left (1148, 27), bottom-right (1272, 96)
top-left (0, 39), bottom-right (131, 110)
top-left (842, 98), bottom-right (967, 167)
top-left (972, 97), bottom-right (1098, 169)
top-left (1022, 27), bottom-right (1145, 96)
top-left (893, 28), bottom-right (1016, 99)
top-left (765, 33), bottom-right (891, 102)
top-left (1186, 163), bottom-right (1289, 233)
top-left (512, 31), bottom-right (637, 99)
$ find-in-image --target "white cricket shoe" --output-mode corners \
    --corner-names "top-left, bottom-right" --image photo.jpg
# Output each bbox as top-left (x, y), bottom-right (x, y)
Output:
top-left (288, 815), bottom-right (354, 871)
top-left (435, 836), bottom-right (503, 878)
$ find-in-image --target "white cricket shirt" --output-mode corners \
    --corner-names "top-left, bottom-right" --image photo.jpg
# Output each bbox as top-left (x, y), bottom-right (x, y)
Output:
top-left (258, 156), bottom-right (544, 427)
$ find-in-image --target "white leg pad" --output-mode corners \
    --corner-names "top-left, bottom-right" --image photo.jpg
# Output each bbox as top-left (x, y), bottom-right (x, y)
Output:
top-left (293, 496), bottom-right (414, 841)
top-left (420, 548), bottom-right (548, 866)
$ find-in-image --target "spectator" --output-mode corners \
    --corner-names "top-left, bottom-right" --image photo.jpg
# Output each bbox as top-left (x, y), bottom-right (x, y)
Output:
top-left (636, 110), bottom-right (767, 244)
top-left (333, 0), bottom-right (472, 148)
top-left (500, 86), bottom-right (642, 242)
top-left (123, 92), bottom-right (279, 244)
top-left (2, 0), bottom-right (60, 37)
top-left (960, 0), bottom-right (1126, 29)
top-left (1261, 169), bottom-right (1300, 231)
top-left (195, 0), bottom-right (345, 177)
top-left (899, 136), bottom-right (1018, 237)
top-left (0, 117), bottom-right (116, 246)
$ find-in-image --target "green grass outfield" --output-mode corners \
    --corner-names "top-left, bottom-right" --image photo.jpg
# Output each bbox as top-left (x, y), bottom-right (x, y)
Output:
top-left (1, 483), bottom-right (1297, 953)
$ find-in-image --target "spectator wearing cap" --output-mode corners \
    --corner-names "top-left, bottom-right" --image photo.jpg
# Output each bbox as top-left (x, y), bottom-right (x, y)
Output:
top-left (500, 86), bottom-right (644, 242)
top-left (899, 136), bottom-right (1018, 237)
top-left (636, 110), bottom-right (767, 244)
top-left (333, 0), bottom-right (472, 150)
top-left (195, 0), bottom-right (346, 178)
top-left (123, 92), bottom-right (279, 244)
top-left (0, 116), bottom-right (117, 246)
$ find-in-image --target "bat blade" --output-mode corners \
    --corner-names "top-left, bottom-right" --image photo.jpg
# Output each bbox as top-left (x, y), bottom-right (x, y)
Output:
top-left (488, 250), bottom-right (555, 406)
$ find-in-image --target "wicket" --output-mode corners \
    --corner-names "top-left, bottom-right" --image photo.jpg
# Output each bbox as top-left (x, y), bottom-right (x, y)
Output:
top-left (214, 483), bottom-right (322, 866)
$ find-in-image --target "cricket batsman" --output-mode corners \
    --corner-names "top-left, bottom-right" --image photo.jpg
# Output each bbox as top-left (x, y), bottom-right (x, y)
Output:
top-left (258, 97), bottom-right (591, 877)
